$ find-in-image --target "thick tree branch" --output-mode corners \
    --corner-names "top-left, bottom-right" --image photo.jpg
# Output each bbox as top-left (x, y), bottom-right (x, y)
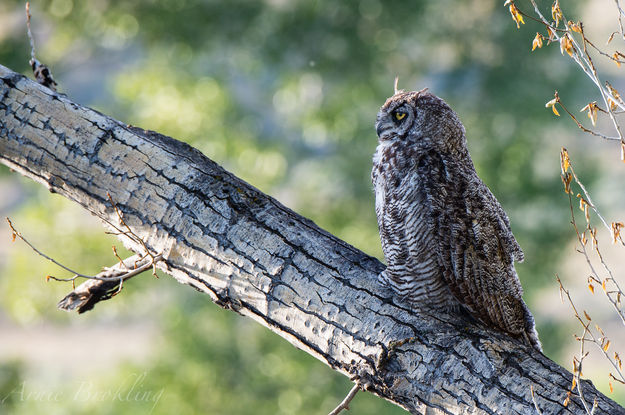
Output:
top-left (0, 64), bottom-right (623, 414)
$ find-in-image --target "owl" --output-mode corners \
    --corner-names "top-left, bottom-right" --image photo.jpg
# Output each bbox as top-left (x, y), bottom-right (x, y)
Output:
top-left (372, 88), bottom-right (541, 351)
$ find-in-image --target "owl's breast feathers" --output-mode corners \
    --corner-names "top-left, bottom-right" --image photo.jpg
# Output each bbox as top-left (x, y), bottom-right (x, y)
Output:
top-left (373, 142), bottom-right (541, 351)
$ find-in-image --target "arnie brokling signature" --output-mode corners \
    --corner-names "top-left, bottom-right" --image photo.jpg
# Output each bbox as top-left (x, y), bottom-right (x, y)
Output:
top-left (1, 372), bottom-right (164, 413)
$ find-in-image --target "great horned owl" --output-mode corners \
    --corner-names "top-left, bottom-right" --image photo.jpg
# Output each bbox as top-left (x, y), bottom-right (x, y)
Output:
top-left (372, 88), bottom-right (541, 351)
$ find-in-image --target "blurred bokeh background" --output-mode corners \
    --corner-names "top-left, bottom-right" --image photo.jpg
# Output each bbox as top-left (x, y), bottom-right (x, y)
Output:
top-left (1, 0), bottom-right (624, 413)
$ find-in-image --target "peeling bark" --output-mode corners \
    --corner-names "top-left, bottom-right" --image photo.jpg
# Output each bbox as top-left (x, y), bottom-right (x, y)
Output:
top-left (0, 64), bottom-right (623, 415)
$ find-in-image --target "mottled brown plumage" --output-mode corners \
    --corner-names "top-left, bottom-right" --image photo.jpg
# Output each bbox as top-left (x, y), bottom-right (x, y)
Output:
top-left (372, 89), bottom-right (541, 351)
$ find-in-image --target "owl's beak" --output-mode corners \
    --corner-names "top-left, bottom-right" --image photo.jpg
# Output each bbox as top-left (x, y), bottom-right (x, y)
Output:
top-left (376, 118), bottom-right (394, 140)
top-left (375, 121), bottom-right (385, 137)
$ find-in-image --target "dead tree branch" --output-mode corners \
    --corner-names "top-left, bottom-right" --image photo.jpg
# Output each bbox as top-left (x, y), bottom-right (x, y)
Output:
top-left (0, 64), bottom-right (623, 414)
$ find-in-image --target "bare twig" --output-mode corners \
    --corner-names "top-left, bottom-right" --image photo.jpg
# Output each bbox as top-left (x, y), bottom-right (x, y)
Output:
top-left (7, 188), bottom-right (164, 288)
top-left (7, 216), bottom-right (162, 283)
top-left (327, 383), bottom-right (360, 415)
top-left (614, 0), bottom-right (625, 39)
top-left (25, 2), bottom-right (57, 91)
top-left (560, 148), bottom-right (617, 241)
top-left (106, 192), bottom-right (159, 278)
top-left (25, 2), bottom-right (36, 63)
top-left (557, 276), bottom-right (604, 412)
top-left (7, 211), bottom-right (164, 312)
top-left (551, 92), bottom-right (621, 141)
top-left (530, 385), bottom-right (544, 415)
top-left (7, 217), bottom-right (94, 280)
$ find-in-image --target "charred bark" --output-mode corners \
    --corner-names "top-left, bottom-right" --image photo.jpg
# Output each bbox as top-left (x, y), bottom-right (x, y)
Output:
top-left (0, 64), bottom-right (622, 415)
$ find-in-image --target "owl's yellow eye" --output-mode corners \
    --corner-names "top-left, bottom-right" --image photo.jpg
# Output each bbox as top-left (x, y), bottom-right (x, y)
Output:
top-left (394, 111), bottom-right (406, 121)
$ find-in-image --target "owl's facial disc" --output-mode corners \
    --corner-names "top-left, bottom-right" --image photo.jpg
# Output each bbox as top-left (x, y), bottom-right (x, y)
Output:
top-left (376, 103), bottom-right (413, 141)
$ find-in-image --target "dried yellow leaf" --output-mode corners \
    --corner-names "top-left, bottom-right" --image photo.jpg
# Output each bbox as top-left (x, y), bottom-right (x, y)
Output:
top-left (546, 97), bottom-right (560, 116)
top-left (610, 382), bottom-right (614, 393)
top-left (606, 81), bottom-right (622, 102)
top-left (532, 33), bottom-right (544, 51)
top-left (588, 283), bottom-right (594, 294)
top-left (569, 21), bottom-right (582, 33)
top-left (560, 35), bottom-right (574, 57)
top-left (604, 340), bottom-right (611, 352)
top-left (552, 0), bottom-right (562, 26)
top-left (610, 97), bottom-right (618, 111)
top-left (590, 227), bottom-right (597, 249)
top-left (508, 3), bottom-right (525, 29)
top-left (615, 53), bottom-right (622, 68)
top-left (621, 142), bottom-right (625, 162)
top-left (612, 222), bottom-right (625, 243)
top-left (547, 27), bottom-right (557, 41)
top-left (580, 101), bottom-right (598, 126)
top-left (608, 32), bottom-right (616, 44)
top-left (561, 172), bottom-right (572, 194)
top-left (560, 147), bottom-right (571, 173)
top-left (583, 310), bottom-right (591, 321)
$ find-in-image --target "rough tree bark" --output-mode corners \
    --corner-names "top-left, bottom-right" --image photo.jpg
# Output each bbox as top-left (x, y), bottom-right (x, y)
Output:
top-left (0, 64), bottom-right (622, 415)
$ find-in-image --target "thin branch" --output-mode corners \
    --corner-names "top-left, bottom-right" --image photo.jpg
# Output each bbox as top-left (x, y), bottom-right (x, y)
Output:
top-left (7, 217), bottom-right (95, 279)
top-left (577, 22), bottom-right (625, 144)
top-left (106, 192), bottom-right (159, 277)
top-left (558, 274), bottom-right (625, 384)
top-left (7, 216), bottom-right (163, 285)
top-left (560, 148), bottom-right (614, 236)
top-left (24, 2), bottom-right (57, 91)
top-left (25, 2), bottom-right (36, 63)
top-left (613, 0), bottom-right (625, 40)
top-left (327, 384), bottom-right (360, 415)
top-left (530, 385), bottom-right (544, 415)
top-left (554, 92), bottom-right (621, 141)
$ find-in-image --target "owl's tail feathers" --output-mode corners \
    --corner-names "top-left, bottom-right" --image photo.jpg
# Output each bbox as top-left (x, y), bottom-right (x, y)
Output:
top-left (523, 305), bottom-right (543, 352)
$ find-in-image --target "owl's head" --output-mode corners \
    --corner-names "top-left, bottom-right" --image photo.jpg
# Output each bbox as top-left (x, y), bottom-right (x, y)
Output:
top-left (375, 89), bottom-right (466, 152)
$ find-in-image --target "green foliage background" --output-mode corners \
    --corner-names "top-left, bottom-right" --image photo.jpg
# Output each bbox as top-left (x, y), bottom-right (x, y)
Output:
top-left (0, 0), bottom-right (617, 413)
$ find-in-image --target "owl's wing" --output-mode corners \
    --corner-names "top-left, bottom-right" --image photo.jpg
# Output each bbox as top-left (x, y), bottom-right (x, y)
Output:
top-left (418, 150), bottom-right (541, 350)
